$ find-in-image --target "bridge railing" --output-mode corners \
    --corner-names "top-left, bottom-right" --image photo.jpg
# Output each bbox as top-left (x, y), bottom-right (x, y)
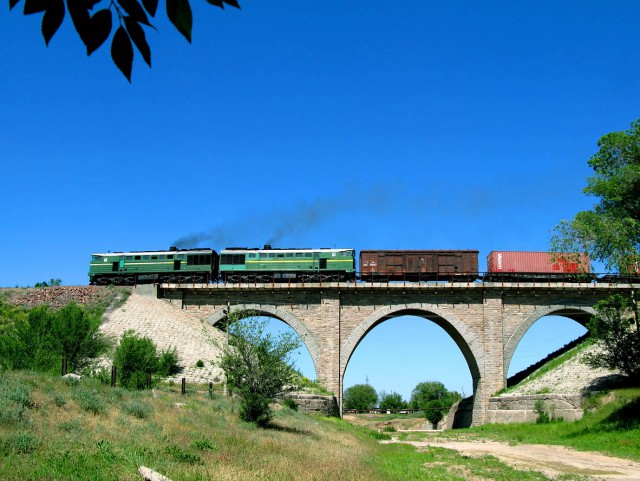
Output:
top-left (207, 272), bottom-right (637, 286)
top-left (160, 272), bottom-right (640, 288)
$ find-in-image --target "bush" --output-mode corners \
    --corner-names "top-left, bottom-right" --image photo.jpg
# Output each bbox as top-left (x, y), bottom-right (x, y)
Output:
top-left (121, 400), bottom-right (153, 419)
top-left (282, 397), bottom-right (298, 411)
top-left (113, 330), bottom-right (181, 390)
top-left (73, 387), bottom-right (107, 415)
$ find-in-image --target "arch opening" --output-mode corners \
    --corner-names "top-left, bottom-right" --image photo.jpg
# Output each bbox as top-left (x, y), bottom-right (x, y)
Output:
top-left (506, 309), bottom-right (592, 388)
top-left (343, 309), bottom-right (478, 412)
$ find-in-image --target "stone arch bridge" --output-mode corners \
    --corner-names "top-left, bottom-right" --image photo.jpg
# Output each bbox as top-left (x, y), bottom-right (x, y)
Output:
top-left (159, 280), bottom-right (638, 426)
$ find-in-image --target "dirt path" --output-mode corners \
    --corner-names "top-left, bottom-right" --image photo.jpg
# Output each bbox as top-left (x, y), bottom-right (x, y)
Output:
top-left (383, 438), bottom-right (640, 480)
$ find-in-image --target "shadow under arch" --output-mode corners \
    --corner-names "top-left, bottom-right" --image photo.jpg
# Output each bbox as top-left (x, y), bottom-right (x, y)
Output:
top-left (341, 304), bottom-right (482, 397)
top-left (204, 304), bottom-right (321, 381)
top-left (503, 304), bottom-right (595, 381)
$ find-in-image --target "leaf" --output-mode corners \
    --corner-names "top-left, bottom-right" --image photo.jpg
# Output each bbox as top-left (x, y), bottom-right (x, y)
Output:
top-left (141, 0), bottom-right (158, 17)
top-left (41, 0), bottom-right (65, 46)
top-left (86, 9), bottom-right (112, 56)
top-left (166, 0), bottom-right (191, 43)
top-left (124, 16), bottom-right (150, 67)
top-left (111, 25), bottom-right (133, 81)
top-left (205, 0), bottom-right (240, 8)
top-left (67, 0), bottom-right (91, 44)
top-left (23, 0), bottom-right (47, 14)
top-left (117, 0), bottom-right (151, 26)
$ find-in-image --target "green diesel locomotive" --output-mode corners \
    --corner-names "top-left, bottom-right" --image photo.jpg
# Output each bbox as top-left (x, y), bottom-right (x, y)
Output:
top-left (219, 245), bottom-right (356, 283)
top-left (88, 248), bottom-right (217, 285)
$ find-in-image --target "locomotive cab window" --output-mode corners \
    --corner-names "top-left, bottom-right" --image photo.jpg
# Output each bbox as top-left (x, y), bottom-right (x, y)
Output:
top-left (135, 255), bottom-right (142, 260)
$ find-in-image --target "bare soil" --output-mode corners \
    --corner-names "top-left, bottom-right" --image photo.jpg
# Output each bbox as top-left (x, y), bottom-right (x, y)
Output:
top-left (383, 436), bottom-right (640, 480)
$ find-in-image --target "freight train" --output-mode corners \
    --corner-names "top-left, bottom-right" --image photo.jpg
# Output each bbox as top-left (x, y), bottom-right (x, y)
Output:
top-left (88, 246), bottom-right (599, 285)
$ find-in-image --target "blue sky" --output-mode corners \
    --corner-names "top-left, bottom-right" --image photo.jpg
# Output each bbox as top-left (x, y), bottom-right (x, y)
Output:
top-left (2, 1), bottom-right (638, 401)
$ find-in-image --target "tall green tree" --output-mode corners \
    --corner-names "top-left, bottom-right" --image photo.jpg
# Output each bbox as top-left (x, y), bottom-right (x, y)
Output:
top-left (410, 381), bottom-right (461, 429)
top-left (0, 303), bottom-right (110, 373)
top-left (583, 294), bottom-right (640, 383)
top-left (551, 119), bottom-right (640, 273)
top-left (343, 383), bottom-right (378, 411)
top-left (217, 311), bottom-right (301, 427)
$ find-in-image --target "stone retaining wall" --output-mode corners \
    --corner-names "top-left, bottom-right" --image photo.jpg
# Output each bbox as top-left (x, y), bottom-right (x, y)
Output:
top-left (487, 394), bottom-right (584, 423)
top-left (288, 393), bottom-right (339, 417)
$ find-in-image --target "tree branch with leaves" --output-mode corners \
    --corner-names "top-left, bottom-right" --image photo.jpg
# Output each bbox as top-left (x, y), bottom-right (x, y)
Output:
top-left (9, 0), bottom-right (240, 81)
top-left (551, 119), bottom-right (640, 274)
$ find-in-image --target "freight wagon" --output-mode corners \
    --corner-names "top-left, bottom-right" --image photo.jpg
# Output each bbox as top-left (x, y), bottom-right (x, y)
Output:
top-left (219, 245), bottom-right (356, 283)
top-left (485, 251), bottom-right (590, 281)
top-left (89, 248), bottom-right (217, 285)
top-left (359, 250), bottom-right (479, 281)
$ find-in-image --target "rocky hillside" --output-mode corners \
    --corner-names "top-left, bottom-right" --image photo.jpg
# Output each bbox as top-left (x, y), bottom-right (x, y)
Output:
top-left (505, 344), bottom-right (621, 396)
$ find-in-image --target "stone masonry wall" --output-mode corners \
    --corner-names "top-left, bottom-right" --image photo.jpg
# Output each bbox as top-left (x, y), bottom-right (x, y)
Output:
top-left (487, 394), bottom-right (584, 423)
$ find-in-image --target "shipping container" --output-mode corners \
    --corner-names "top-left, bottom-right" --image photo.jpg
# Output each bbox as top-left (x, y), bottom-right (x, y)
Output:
top-left (485, 251), bottom-right (590, 280)
top-left (359, 250), bottom-right (479, 281)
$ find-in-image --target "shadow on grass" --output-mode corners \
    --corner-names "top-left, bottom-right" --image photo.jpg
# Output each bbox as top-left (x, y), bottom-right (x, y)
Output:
top-left (265, 421), bottom-right (315, 436)
top-left (566, 396), bottom-right (640, 439)
top-left (600, 397), bottom-right (640, 430)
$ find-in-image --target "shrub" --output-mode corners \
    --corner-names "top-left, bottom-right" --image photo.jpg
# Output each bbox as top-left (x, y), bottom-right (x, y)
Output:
top-left (73, 388), bottom-right (107, 415)
top-left (3, 431), bottom-right (39, 454)
top-left (121, 400), bottom-right (153, 419)
top-left (282, 397), bottom-right (298, 411)
top-left (113, 330), bottom-right (180, 390)
top-left (195, 359), bottom-right (205, 368)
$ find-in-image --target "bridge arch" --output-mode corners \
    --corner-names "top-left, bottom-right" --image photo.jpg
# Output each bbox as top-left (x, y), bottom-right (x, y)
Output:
top-left (341, 304), bottom-right (482, 395)
top-left (204, 304), bottom-right (321, 380)
top-left (504, 304), bottom-right (595, 379)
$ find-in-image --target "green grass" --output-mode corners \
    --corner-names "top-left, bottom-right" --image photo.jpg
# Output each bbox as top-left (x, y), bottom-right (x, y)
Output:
top-left (0, 369), bottom-right (573, 481)
top-left (436, 388), bottom-right (640, 462)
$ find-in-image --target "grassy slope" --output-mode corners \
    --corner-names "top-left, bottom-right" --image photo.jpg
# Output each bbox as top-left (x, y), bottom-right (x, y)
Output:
top-left (0, 370), bottom-right (559, 481)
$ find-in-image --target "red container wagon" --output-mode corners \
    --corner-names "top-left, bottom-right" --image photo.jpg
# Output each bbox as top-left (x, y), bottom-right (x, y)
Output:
top-left (359, 250), bottom-right (479, 281)
top-left (486, 251), bottom-right (590, 280)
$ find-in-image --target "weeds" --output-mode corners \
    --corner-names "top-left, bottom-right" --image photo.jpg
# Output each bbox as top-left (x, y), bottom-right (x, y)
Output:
top-left (121, 400), bottom-right (153, 419)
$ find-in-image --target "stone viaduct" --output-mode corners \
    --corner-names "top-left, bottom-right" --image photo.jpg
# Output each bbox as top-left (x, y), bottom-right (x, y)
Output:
top-left (159, 280), bottom-right (638, 426)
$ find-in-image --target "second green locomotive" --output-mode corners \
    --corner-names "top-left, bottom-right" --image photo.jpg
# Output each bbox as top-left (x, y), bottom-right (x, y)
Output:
top-left (219, 245), bottom-right (356, 283)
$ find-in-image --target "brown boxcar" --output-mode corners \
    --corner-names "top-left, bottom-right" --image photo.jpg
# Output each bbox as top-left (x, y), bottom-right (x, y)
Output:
top-left (359, 250), bottom-right (479, 281)
top-left (486, 251), bottom-right (590, 280)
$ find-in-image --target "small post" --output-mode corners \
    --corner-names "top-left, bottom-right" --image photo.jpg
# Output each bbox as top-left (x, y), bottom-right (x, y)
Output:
top-left (181, 378), bottom-right (186, 395)
top-left (208, 382), bottom-right (213, 399)
top-left (61, 357), bottom-right (67, 376)
top-left (111, 366), bottom-right (117, 387)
